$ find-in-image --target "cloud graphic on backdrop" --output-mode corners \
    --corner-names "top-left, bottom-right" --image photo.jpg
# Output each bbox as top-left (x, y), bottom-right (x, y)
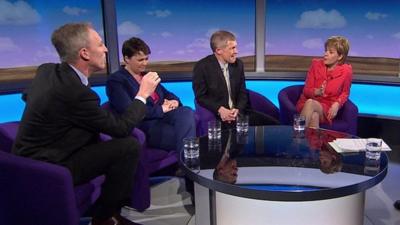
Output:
top-left (392, 32), bottom-right (400, 40)
top-left (146, 10), bottom-right (171, 18)
top-left (63, 6), bottom-right (88, 16)
top-left (173, 38), bottom-right (209, 56)
top-left (35, 46), bottom-right (58, 59)
top-left (118, 21), bottom-right (143, 36)
top-left (161, 32), bottom-right (172, 38)
top-left (187, 38), bottom-right (209, 49)
top-left (365, 12), bottom-right (387, 21)
top-left (302, 38), bottom-right (323, 49)
top-left (0, 0), bottom-right (40, 25)
top-left (296, 9), bottom-right (346, 29)
top-left (0, 37), bottom-right (20, 52)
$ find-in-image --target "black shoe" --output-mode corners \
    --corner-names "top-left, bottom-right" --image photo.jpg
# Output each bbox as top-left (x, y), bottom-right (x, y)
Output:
top-left (92, 214), bottom-right (143, 225)
top-left (394, 200), bottom-right (400, 210)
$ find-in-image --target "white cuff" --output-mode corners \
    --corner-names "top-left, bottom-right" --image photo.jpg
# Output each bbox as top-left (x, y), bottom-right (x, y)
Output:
top-left (134, 96), bottom-right (146, 104)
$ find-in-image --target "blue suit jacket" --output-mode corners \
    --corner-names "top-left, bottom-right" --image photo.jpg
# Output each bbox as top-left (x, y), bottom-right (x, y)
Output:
top-left (106, 67), bottom-right (181, 131)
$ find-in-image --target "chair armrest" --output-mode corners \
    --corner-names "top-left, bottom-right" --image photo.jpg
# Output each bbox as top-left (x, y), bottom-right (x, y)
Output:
top-left (194, 101), bottom-right (217, 136)
top-left (0, 151), bottom-right (79, 225)
top-left (248, 90), bottom-right (280, 120)
top-left (131, 128), bottom-right (146, 147)
top-left (338, 99), bottom-right (358, 135)
top-left (278, 91), bottom-right (298, 125)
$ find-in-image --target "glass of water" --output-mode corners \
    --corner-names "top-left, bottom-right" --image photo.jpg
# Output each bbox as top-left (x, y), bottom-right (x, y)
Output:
top-left (183, 137), bottom-right (199, 159)
top-left (208, 120), bottom-right (221, 139)
top-left (365, 138), bottom-right (382, 160)
top-left (293, 114), bottom-right (306, 131)
top-left (236, 114), bottom-right (249, 133)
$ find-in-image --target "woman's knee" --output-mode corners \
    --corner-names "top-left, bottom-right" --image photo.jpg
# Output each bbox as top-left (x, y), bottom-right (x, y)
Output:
top-left (304, 99), bottom-right (318, 109)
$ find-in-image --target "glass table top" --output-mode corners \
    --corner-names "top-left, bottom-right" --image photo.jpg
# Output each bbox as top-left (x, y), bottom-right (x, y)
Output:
top-left (181, 125), bottom-right (388, 201)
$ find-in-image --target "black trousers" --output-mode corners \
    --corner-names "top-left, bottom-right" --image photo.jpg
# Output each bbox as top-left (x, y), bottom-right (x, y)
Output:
top-left (61, 137), bottom-right (140, 220)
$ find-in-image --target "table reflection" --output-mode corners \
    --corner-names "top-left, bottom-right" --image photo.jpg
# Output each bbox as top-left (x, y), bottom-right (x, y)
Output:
top-left (192, 126), bottom-right (387, 186)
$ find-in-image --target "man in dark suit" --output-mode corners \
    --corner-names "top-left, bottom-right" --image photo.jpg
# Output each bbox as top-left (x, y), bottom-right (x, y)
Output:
top-left (192, 30), bottom-right (279, 128)
top-left (12, 23), bottom-right (159, 225)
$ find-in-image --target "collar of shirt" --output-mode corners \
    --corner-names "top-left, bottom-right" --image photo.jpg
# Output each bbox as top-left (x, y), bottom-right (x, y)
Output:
top-left (69, 64), bottom-right (89, 86)
top-left (218, 61), bottom-right (229, 71)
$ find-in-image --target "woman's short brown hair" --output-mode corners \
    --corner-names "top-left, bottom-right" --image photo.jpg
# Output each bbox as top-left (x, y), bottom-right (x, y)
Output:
top-left (325, 36), bottom-right (350, 64)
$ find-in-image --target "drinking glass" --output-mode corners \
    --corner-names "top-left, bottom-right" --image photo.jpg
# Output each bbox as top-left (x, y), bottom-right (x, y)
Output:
top-left (293, 114), bottom-right (306, 131)
top-left (365, 138), bottom-right (382, 160)
top-left (183, 137), bottom-right (199, 159)
top-left (208, 120), bottom-right (221, 139)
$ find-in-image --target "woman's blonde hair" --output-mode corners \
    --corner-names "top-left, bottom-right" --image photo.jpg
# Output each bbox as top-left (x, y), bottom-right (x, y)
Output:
top-left (325, 36), bottom-right (350, 64)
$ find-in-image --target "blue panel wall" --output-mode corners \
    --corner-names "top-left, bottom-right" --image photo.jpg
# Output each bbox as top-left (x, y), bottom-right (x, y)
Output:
top-left (1, 81), bottom-right (399, 123)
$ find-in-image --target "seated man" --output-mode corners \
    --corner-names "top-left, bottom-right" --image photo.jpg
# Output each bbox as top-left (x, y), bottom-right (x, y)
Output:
top-left (106, 37), bottom-right (196, 152)
top-left (193, 30), bottom-right (279, 128)
top-left (13, 23), bottom-right (159, 225)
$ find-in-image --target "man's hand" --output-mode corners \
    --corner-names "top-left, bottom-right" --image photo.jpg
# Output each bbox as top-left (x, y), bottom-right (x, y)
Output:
top-left (136, 72), bottom-right (160, 99)
top-left (327, 102), bottom-right (339, 120)
top-left (231, 108), bottom-right (239, 118)
top-left (218, 106), bottom-right (237, 123)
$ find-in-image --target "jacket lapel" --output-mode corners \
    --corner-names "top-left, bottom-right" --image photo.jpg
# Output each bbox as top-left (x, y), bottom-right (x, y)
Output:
top-left (210, 55), bottom-right (230, 96)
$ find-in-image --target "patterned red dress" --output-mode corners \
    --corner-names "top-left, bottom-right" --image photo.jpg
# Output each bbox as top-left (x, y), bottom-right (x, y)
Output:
top-left (296, 58), bottom-right (352, 124)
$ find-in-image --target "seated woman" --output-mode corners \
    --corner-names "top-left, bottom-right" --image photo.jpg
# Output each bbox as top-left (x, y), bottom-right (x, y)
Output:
top-left (106, 37), bottom-right (196, 152)
top-left (296, 36), bottom-right (352, 128)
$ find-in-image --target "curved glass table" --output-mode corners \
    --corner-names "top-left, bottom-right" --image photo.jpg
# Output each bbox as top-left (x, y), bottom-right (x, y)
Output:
top-left (181, 126), bottom-right (388, 225)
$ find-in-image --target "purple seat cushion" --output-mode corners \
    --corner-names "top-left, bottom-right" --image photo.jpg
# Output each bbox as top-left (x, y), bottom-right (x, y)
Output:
top-left (145, 148), bottom-right (177, 174)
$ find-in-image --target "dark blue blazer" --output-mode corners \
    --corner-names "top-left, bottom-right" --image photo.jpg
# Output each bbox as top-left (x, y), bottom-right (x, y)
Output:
top-left (106, 67), bottom-right (181, 131)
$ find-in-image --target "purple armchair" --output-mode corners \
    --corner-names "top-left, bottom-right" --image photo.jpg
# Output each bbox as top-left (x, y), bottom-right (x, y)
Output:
top-left (0, 121), bottom-right (104, 225)
top-left (195, 89), bottom-right (280, 136)
top-left (278, 85), bottom-right (358, 135)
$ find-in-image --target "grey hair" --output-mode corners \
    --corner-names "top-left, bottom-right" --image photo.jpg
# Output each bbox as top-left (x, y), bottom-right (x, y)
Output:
top-left (210, 30), bottom-right (236, 52)
top-left (51, 22), bottom-right (92, 63)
